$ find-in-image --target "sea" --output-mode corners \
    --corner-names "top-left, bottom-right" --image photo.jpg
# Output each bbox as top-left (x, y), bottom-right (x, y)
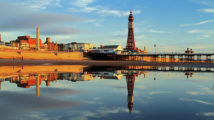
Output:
top-left (0, 65), bottom-right (214, 120)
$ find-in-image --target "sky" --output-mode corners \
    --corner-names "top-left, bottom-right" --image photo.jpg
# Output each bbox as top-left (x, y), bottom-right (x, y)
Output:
top-left (0, 0), bottom-right (214, 53)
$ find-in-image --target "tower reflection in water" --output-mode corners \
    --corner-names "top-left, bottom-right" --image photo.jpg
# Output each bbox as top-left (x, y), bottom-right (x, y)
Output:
top-left (0, 66), bottom-right (212, 114)
top-left (126, 72), bottom-right (136, 114)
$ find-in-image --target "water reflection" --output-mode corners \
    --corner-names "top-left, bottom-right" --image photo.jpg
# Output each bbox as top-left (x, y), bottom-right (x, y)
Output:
top-left (0, 65), bottom-right (214, 117)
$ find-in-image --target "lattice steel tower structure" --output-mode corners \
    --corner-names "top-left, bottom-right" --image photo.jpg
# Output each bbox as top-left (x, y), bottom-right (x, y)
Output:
top-left (126, 11), bottom-right (136, 51)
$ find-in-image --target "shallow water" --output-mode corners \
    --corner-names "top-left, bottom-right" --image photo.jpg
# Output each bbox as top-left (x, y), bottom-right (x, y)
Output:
top-left (0, 66), bottom-right (214, 120)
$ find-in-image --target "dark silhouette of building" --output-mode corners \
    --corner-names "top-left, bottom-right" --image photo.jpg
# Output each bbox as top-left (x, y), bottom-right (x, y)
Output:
top-left (58, 44), bottom-right (65, 51)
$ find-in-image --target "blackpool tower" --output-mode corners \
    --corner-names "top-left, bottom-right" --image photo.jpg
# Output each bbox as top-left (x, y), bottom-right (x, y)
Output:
top-left (126, 11), bottom-right (136, 51)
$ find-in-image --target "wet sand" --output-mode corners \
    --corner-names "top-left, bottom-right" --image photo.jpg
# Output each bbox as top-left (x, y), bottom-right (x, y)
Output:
top-left (0, 59), bottom-right (214, 68)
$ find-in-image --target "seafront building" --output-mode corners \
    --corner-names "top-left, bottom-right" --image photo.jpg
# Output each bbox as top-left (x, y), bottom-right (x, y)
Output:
top-left (11, 36), bottom-right (44, 49)
top-left (10, 36), bottom-right (59, 51)
top-left (96, 45), bottom-right (123, 54)
top-left (44, 37), bottom-right (58, 51)
top-left (58, 42), bottom-right (96, 52)
top-left (65, 42), bottom-right (96, 52)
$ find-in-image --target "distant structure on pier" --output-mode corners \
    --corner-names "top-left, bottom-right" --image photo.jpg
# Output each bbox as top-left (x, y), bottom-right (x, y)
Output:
top-left (126, 11), bottom-right (136, 51)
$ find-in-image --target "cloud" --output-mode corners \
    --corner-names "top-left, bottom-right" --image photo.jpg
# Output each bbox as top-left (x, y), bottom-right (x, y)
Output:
top-left (70, 0), bottom-right (141, 17)
top-left (191, 0), bottom-right (214, 13)
top-left (180, 98), bottom-right (214, 106)
top-left (14, 112), bottom-right (57, 120)
top-left (187, 87), bottom-right (214, 96)
top-left (70, 0), bottom-right (98, 13)
top-left (148, 91), bottom-right (171, 95)
top-left (73, 0), bottom-right (95, 7)
top-left (187, 29), bottom-right (214, 38)
top-left (198, 8), bottom-right (214, 13)
top-left (81, 19), bottom-right (103, 27)
top-left (40, 87), bottom-right (80, 96)
top-left (0, 91), bottom-right (80, 120)
top-left (97, 10), bottom-right (141, 17)
top-left (41, 26), bottom-right (80, 35)
top-left (67, 107), bottom-right (141, 120)
top-left (19, 0), bottom-right (62, 10)
top-left (191, 0), bottom-right (214, 7)
top-left (135, 35), bottom-right (145, 39)
top-left (181, 19), bottom-right (214, 26)
top-left (0, 1), bottom-right (81, 35)
top-left (188, 29), bottom-right (203, 34)
top-left (112, 34), bottom-right (126, 38)
top-left (196, 112), bottom-right (214, 117)
top-left (149, 29), bottom-right (171, 34)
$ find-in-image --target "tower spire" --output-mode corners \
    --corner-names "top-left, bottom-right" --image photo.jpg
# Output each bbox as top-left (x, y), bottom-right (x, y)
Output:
top-left (36, 27), bottom-right (40, 50)
top-left (126, 11), bottom-right (135, 51)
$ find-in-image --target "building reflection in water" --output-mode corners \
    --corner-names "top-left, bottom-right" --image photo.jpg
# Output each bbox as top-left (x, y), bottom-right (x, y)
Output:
top-left (0, 66), bottom-right (213, 114)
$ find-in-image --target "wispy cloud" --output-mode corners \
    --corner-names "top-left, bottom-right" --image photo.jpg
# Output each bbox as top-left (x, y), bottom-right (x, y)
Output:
top-left (180, 98), bottom-right (214, 106)
top-left (73, 0), bottom-right (95, 7)
top-left (70, 0), bottom-right (141, 17)
top-left (191, 0), bottom-right (214, 13)
top-left (135, 35), bottom-right (145, 39)
top-left (0, 91), bottom-right (79, 120)
top-left (198, 8), bottom-right (214, 13)
top-left (187, 29), bottom-right (214, 38)
top-left (148, 91), bottom-right (171, 95)
top-left (191, 0), bottom-right (214, 7)
top-left (187, 87), bottom-right (214, 96)
top-left (71, 0), bottom-right (98, 13)
top-left (196, 112), bottom-right (214, 117)
top-left (11, 0), bottom-right (62, 10)
top-left (149, 29), bottom-right (171, 34)
top-left (82, 19), bottom-right (103, 27)
top-left (41, 26), bottom-right (80, 35)
top-left (97, 10), bottom-right (141, 17)
top-left (0, 1), bottom-right (81, 35)
top-left (181, 19), bottom-right (214, 26)
top-left (67, 107), bottom-right (141, 120)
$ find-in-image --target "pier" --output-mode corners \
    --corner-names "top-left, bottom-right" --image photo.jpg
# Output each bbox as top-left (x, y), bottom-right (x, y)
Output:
top-left (108, 53), bottom-right (214, 62)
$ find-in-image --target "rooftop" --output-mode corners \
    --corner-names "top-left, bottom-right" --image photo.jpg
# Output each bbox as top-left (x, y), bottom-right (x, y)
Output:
top-left (100, 45), bottom-right (120, 49)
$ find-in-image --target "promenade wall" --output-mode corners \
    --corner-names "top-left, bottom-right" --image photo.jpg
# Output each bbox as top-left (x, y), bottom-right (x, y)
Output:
top-left (0, 49), bottom-right (86, 60)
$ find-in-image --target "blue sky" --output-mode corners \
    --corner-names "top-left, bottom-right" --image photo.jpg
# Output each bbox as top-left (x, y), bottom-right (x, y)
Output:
top-left (0, 0), bottom-right (214, 53)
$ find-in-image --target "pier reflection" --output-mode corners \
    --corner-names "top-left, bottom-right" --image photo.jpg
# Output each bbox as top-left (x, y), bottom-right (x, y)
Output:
top-left (0, 65), bottom-right (214, 114)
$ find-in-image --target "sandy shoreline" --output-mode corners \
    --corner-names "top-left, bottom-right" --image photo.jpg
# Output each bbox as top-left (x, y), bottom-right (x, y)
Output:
top-left (0, 59), bottom-right (214, 68)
